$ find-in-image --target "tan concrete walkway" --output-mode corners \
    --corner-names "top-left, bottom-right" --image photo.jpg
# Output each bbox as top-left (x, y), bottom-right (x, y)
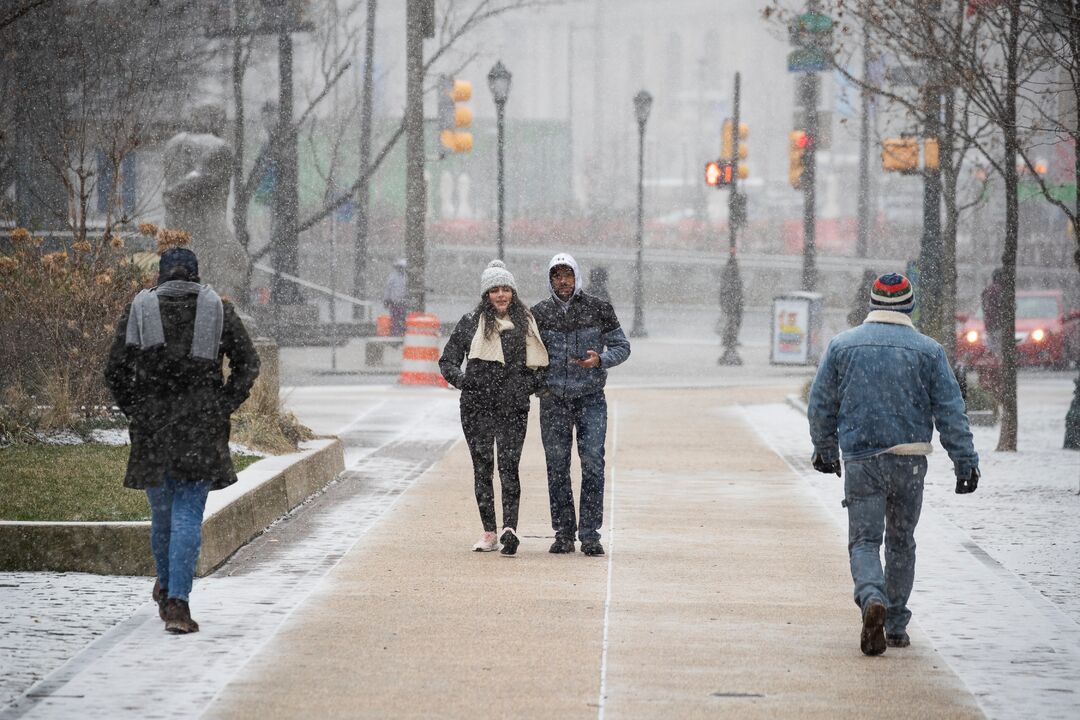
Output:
top-left (207, 386), bottom-right (981, 719)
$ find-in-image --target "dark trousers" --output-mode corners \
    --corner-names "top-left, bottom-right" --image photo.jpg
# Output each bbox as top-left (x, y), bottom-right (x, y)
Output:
top-left (461, 405), bottom-right (529, 532)
top-left (539, 392), bottom-right (607, 542)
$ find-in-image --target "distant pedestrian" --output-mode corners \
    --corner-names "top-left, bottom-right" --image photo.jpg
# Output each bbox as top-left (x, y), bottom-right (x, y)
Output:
top-left (383, 259), bottom-right (408, 336)
top-left (105, 247), bottom-right (260, 634)
top-left (807, 273), bottom-right (979, 656)
top-left (981, 268), bottom-right (1007, 357)
top-left (585, 266), bottom-right (612, 304)
top-left (532, 253), bottom-right (631, 556)
top-left (846, 269), bottom-right (878, 328)
top-left (439, 260), bottom-right (548, 555)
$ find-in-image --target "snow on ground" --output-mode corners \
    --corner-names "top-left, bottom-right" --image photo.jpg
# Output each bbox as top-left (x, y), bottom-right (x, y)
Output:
top-left (743, 373), bottom-right (1080, 720)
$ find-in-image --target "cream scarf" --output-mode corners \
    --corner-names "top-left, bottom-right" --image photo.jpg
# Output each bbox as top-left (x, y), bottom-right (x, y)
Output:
top-left (468, 313), bottom-right (549, 369)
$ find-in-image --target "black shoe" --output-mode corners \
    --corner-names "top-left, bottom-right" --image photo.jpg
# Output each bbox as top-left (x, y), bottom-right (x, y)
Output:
top-left (581, 540), bottom-right (605, 557)
top-left (886, 631), bottom-right (910, 648)
top-left (860, 600), bottom-right (887, 656)
top-left (549, 537), bottom-right (576, 554)
top-left (152, 579), bottom-right (167, 621)
top-left (499, 528), bottom-right (519, 556)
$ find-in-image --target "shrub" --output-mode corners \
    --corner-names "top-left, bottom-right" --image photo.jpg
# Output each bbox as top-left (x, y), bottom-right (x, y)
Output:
top-left (0, 228), bottom-right (152, 440)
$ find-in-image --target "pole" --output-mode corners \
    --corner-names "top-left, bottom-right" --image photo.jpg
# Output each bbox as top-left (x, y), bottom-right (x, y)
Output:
top-left (353, 0), bottom-right (377, 311)
top-left (271, 27), bottom-right (301, 309)
top-left (404, 0), bottom-right (427, 311)
top-left (330, 209), bottom-right (338, 371)
top-left (918, 85), bottom-right (944, 342)
top-left (856, 21), bottom-right (870, 259)
top-left (719, 72), bottom-right (744, 365)
top-left (801, 72), bottom-right (818, 292)
top-left (631, 118), bottom-right (647, 338)
top-left (496, 99), bottom-right (506, 260)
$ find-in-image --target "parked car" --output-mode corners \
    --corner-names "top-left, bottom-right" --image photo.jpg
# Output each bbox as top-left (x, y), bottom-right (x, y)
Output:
top-left (956, 289), bottom-right (1080, 369)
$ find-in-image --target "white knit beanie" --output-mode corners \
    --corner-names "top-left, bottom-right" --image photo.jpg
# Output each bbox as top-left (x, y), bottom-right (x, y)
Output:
top-left (479, 259), bottom-right (516, 295)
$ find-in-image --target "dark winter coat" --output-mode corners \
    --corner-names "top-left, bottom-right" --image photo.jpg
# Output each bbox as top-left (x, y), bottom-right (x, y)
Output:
top-left (439, 310), bottom-right (545, 415)
top-left (104, 293), bottom-right (260, 490)
top-left (531, 291), bottom-right (630, 400)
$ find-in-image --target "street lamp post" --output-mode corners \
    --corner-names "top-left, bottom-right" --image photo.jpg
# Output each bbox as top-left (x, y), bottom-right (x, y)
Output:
top-left (631, 89), bottom-right (652, 338)
top-left (488, 61), bottom-right (512, 261)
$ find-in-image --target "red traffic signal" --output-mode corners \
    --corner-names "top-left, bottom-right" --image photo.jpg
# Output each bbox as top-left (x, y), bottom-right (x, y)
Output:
top-left (705, 160), bottom-right (723, 187)
top-left (705, 160), bottom-right (737, 187)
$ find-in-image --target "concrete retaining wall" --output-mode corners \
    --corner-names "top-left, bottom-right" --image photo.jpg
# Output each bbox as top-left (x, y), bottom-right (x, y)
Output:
top-left (0, 438), bottom-right (345, 576)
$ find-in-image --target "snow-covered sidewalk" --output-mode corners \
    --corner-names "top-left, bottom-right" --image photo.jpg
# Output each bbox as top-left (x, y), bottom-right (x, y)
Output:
top-left (744, 373), bottom-right (1080, 719)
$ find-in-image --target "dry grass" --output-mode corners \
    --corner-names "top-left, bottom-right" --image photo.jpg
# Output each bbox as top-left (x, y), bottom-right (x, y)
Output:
top-left (229, 375), bottom-right (315, 455)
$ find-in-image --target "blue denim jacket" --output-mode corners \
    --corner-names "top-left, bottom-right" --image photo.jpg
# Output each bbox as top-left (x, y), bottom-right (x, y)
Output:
top-left (531, 291), bottom-right (630, 400)
top-left (808, 312), bottom-right (978, 477)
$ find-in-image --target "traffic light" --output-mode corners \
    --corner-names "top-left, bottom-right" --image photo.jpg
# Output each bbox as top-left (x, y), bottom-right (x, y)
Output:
top-left (705, 160), bottom-right (723, 187)
top-left (721, 119), bottom-right (749, 179)
top-left (882, 137), bottom-right (918, 173)
top-left (438, 75), bottom-right (473, 154)
top-left (789, 130), bottom-right (810, 188)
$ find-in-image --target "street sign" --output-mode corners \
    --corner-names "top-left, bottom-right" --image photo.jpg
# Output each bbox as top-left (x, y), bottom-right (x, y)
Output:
top-left (788, 11), bottom-right (834, 48)
top-left (788, 47), bottom-right (830, 73)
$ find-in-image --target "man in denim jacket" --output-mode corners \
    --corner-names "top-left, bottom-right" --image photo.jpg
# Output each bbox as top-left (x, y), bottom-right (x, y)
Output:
top-left (808, 273), bottom-right (980, 656)
top-left (532, 253), bottom-right (631, 556)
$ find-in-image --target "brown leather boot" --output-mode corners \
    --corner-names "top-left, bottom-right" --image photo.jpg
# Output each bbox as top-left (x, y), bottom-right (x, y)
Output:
top-left (163, 599), bottom-right (200, 634)
top-left (152, 580), bottom-right (167, 621)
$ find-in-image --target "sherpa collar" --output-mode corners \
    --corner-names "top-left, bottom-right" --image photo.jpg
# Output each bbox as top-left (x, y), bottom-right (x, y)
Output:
top-left (863, 310), bottom-right (914, 327)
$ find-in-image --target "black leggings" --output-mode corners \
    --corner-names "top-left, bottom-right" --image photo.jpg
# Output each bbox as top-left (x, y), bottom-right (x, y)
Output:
top-left (461, 405), bottom-right (529, 532)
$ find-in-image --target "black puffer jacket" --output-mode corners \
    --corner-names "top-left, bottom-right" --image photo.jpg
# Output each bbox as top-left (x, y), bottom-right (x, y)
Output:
top-left (439, 310), bottom-right (545, 413)
top-left (104, 294), bottom-right (260, 490)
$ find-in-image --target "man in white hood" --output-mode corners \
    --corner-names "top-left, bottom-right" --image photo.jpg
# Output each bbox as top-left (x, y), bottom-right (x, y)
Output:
top-left (530, 253), bottom-right (631, 556)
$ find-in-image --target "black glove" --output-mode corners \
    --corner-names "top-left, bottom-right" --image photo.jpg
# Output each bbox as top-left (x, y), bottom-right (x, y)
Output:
top-left (955, 467), bottom-right (980, 494)
top-left (812, 452), bottom-right (842, 477)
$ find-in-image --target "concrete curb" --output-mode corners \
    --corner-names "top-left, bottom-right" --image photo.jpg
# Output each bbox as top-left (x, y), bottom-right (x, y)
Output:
top-left (0, 438), bottom-right (345, 576)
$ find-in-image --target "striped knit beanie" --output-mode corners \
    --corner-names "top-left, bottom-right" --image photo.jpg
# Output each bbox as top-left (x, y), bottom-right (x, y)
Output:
top-left (869, 273), bottom-right (914, 313)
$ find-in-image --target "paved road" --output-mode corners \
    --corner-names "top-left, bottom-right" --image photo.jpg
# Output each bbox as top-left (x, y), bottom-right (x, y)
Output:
top-left (2, 338), bottom-right (1078, 718)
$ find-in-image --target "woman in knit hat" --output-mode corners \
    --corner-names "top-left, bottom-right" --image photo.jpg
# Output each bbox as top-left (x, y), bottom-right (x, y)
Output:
top-left (439, 260), bottom-right (549, 555)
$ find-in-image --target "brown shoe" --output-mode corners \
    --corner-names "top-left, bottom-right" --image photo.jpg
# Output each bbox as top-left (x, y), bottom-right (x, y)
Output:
top-left (163, 599), bottom-right (200, 634)
top-left (860, 600), bottom-right (887, 656)
top-left (152, 580), bottom-right (167, 621)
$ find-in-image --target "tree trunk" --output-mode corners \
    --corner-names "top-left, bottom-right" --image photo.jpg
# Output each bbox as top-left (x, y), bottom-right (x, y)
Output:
top-left (404, 0), bottom-right (426, 312)
top-left (1065, 0), bottom-right (1080, 450)
top-left (353, 0), bottom-right (377, 310)
top-left (941, 87), bottom-right (959, 365)
top-left (997, 0), bottom-right (1021, 452)
top-left (231, 15), bottom-right (252, 302)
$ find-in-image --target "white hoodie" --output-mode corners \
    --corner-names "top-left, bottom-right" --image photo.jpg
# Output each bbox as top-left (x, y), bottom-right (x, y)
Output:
top-left (548, 252), bottom-right (583, 313)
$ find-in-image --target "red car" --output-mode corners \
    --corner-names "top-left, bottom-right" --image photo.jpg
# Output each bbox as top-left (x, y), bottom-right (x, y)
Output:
top-left (956, 290), bottom-right (1080, 369)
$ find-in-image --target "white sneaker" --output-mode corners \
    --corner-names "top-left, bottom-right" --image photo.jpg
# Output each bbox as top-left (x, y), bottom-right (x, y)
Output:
top-left (473, 531), bottom-right (499, 552)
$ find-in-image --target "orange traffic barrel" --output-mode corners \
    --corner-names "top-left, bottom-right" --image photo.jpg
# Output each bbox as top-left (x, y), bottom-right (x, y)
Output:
top-left (399, 312), bottom-right (448, 387)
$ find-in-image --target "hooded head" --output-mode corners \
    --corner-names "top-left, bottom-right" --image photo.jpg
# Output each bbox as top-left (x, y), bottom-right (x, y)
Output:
top-left (548, 252), bottom-right (581, 302)
top-left (868, 272), bottom-right (914, 314)
top-left (480, 259), bottom-right (516, 296)
top-left (159, 247), bottom-right (200, 283)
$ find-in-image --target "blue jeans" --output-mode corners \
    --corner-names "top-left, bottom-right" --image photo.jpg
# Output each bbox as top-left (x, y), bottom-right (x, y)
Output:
top-left (146, 474), bottom-right (211, 602)
top-left (539, 392), bottom-right (607, 542)
top-left (844, 454), bottom-right (927, 635)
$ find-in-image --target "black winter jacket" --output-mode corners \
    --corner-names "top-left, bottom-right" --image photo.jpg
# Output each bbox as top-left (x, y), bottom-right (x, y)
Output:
top-left (104, 294), bottom-right (260, 490)
top-left (439, 310), bottom-right (545, 414)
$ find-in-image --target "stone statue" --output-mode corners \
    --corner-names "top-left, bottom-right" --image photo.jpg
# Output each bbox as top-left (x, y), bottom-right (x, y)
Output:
top-left (162, 104), bottom-right (250, 303)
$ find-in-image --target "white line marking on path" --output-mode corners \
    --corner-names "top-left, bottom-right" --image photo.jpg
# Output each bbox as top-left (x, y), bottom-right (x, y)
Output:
top-left (597, 401), bottom-right (619, 720)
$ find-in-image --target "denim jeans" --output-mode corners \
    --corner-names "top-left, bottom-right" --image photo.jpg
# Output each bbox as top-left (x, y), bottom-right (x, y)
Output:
top-left (844, 454), bottom-right (927, 635)
top-left (539, 392), bottom-right (607, 542)
top-left (146, 474), bottom-right (211, 602)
